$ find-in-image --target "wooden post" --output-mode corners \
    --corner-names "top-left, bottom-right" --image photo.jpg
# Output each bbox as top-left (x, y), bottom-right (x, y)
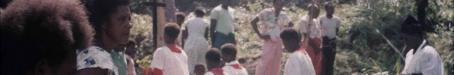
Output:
top-left (146, 0), bottom-right (166, 50)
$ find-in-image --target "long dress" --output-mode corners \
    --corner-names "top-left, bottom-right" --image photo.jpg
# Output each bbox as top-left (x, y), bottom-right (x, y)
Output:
top-left (254, 8), bottom-right (290, 75)
top-left (183, 17), bottom-right (210, 74)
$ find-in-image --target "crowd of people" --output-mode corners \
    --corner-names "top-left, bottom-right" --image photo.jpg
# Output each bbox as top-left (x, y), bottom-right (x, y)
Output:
top-left (0, 0), bottom-right (444, 75)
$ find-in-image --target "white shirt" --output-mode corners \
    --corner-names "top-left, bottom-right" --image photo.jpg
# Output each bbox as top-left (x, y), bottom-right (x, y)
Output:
top-left (298, 15), bottom-right (322, 39)
top-left (284, 50), bottom-right (316, 75)
top-left (204, 69), bottom-right (230, 75)
top-left (150, 46), bottom-right (189, 75)
top-left (210, 5), bottom-right (235, 34)
top-left (319, 15), bottom-right (340, 39)
top-left (256, 8), bottom-right (290, 41)
top-left (402, 40), bottom-right (443, 75)
top-left (223, 61), bottom-right (248, 75)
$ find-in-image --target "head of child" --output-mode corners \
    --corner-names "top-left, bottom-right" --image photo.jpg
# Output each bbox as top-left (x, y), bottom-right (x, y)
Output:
top-left (194, 7), bottom-right (205, 18)
top-left (280, 29), bottom-right (301, 53)
top-left (221, 43), bottom-right (237, 63)
top-left (194, 64), bottom-right (206, 75)
top-left (324, 1), bottom-right (335, 18)
top-left (307, 3), bottom-right (320, 19)
top-left (164, 23), bottom-right (181, 45)
top-left (176, 12), bottom-right (186, 25)
top-left (205, 48), bottom-right (223, 69)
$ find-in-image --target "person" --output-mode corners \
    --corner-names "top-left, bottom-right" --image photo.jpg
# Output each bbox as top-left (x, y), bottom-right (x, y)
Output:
top-left (221, 43), bottom-right (249, 75)
top-left (76, 0), bottom-right (132, 75)
top-left (251, 0), bottom-right (293, 75)
top-left (319, 2), bottom-right (340, 75)
top-left (204, 48), bottom-right (229, 75)
top-left (125, 41), bottom-right (138, 75)
top-left (194, 64), bottom-right (207, 75)
top-left (280, 29), bottom-right (316, 75)
top-left (0, 0), bottom-right (93, 75)
top-left (176, 12), bottom-right (187, 46)
top-left (183, 8), bottom-right (210, 75)
top-left (400, 15), bottom-right (443, 75)
top-left (149, 23), bottom-right (189, 75)
top-left (210, 0), bottom-right (236, 48)
top-left (297, 3), bottom-right (323, 75)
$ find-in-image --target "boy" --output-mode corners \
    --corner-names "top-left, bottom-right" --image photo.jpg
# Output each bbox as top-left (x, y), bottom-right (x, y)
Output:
top-left (210, 0), bottom-right (236, 48)
top-left (205, 48), bottom-right (229, 75)
top-left (250, 0), bottom-right (293, 75)
top-left (149, 23), bottom-right (189, 75)
top-left (280, 29), bottom-right (316, 75)
top-left (319, 2), bottom-right (340, 75)
top-left (298, 3), bottom-right (324, 75)
top-left (221, 43), bottom-right (248, 75)
top-left (400, 15), bottom-right (443, 75)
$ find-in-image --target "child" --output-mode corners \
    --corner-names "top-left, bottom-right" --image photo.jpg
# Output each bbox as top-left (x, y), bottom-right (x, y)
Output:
top-left (183, 8), bottom-right (210, 75)
top-left (280, 29), bottom-right (316, 75)
top-left (319, 2), bottom-right (340, 75)
top-left (298, 3), bottom-right (324, 75)
top-left (221, 43), bottom-right (249, 75)
top-left (250, 0), bottom-right (293, 75)
top-left (204, 48), bottom-right (229, 75)
top-left (149, 23), bottom-right (189, 75)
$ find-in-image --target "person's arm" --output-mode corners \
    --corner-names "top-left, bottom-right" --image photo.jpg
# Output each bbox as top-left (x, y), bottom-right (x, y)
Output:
top-left (182, 26), bottom-right (188, 43)
top-left (251, 17), bottom-right (270, 40)
top-left (210, 19), bottom-right (217, 43)
top-left (77, 68), bottom-right (110, 75)
top-left (205, 27), bottom-right (209, 40)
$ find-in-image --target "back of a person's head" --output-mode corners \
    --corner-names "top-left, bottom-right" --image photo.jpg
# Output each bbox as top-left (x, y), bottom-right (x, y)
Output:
top-left (221, 43), bottom-right (237, 58)
top-left (164, 23), bottom-right (181, 42)
top-left (194, 7), bottom-right (205, 17)
top-left (0, 0), bottom-right (93, 74)
top-left (206, 48), bottom-right (222, 65)
top-left (280, 28), bottom-right (300, 41)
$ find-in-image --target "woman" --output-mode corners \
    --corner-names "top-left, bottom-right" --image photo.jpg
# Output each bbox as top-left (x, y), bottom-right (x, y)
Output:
top-left (183, 8), bottom-right (210, 74)
top-left (76, 0), bottom-right (132, 75)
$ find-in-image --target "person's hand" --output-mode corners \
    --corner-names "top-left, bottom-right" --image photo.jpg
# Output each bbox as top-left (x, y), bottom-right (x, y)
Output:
top-left (260, 34), bottom-right (271, 41)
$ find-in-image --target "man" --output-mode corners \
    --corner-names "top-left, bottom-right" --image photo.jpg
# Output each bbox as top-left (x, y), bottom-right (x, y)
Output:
top-left (280, 29), bottom-right (316, 75)
top-left (204, 48), bottom-right (229, 75)
top-left (251, 0), bottom-right (293, 75)
top-left (221, 43), bottom-right (249, 75)
top-left (0, 0), bottom-right (93, 74)
top-left (400, 15), bottom-right (443, 75)
top-left (210, 0), bottom-right (236, 48)
top-left (149, 23), bottom-right (189, 75)
top-left (298, 3), bottom-right (323, 75)
top-left (319, 2), bottom-right (340, 75)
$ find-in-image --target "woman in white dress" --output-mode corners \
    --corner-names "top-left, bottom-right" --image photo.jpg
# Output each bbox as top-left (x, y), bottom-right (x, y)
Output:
top-left (183, 8), bottom-right (210, 75)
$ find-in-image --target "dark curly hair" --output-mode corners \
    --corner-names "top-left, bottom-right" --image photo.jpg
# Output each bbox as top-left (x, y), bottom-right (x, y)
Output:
top-left (0, 0), bottom-right (93, 74)
top-left (84, 0), bottom-right (131, 39)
